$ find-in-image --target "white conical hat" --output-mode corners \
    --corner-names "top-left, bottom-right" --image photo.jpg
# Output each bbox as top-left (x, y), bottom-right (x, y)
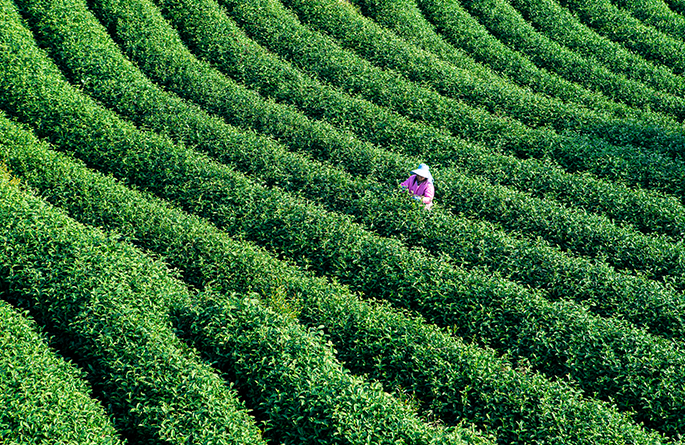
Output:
top-left (411, 163), bottom-right (433, 183)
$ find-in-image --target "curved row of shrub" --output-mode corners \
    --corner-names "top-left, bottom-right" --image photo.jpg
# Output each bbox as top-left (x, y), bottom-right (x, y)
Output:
top-left (4, 13), bottom-right (685, 436)
top-left (408, 0), bottom-right (684, 120)
top-left (175, 291), bottom-right (492, 445)
top-left (280, 0), bottom-right (685, 141)
top-left (286, 0), bottom-right (685, 155)
top-left (218, 0), bottom-right (685, 201)
top-left (1, 113), bottom-right (673, 445)
top-left (106, 0), bottom-right (685, 285)
top-left (0, 11), bottom-right (488, 442)
top-left (85, 0), bottom-right (685, 292)
top-left (441, 172), bottom-right (685, 288)
top-left (666, 0), bottom-right (685, 15)
top-left (0, 296), bottom-right (123, 445)
top-left (0, 159), bottom-right (266, 445)
top-left (111, 3), bottom-right (683, 250)
top-left (0, 131), bottom-right (484, 445)
top-left (508, 0), bottom-right (685, 100)
top-left (329, 0), bottom-right (508, 86)
top-left (264, 0), bottom-right (685, 159)
top-left (123, 0), bottom-right (685, 245)
top-left (262, 0), bottom-right (685, 277)
top-left (348, 0), bottom-right (654, 119)
top-left (452, 0), bottom-right (685, 118)
top-left (152, 0), bottom-right (685, 241)
top-left (557, 0), bottom-right (685, 75)
top-left (27, 0), bottom-right (685, 335)
top-left (612, 0), bottom-right (685, 42)
top-left (413, 0), bottom-right (685, 138)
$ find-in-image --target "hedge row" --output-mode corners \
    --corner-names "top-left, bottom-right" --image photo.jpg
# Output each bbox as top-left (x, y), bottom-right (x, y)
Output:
top-left (557, 0), bottom-right (685, 75)
top-left (1, 113), bottom-right (672, 445)
top-left (218, 0), bottom-right (685, 201)
top-left (0, 158), bottom-right (266, 445)
top-left (400, 0), bottom-right (655, 118)
top-left (280, 0), bottom-right (685, 147)
top-left (9, 148), bottom-right (488, 445)
top-left (411, 0), bottom-right (685, 170)
top-left (437, 173), bottom-right (685, 290)
top-left (176, 291), bottom-right (492, 445)
top-left (0, 296), bottom-right (123, 445)
top-left (665, 0), bottom-right (685, 15)
top-left (329, 0), bottom-right (505, 86)
top-left (5, 14), bottom-right (685, 435)
top-left (508, 0), bottom-right (685, 99)
top-left (147, 0), bottom-right (685, 243)
top-left (0, 138), bottom-right (484, 445)
top-left (612, 0), bottom-right (685, 42)
top-left (452, 0), bottom-right (685, 120)
top-left (264, 0), bottom-right (685, 159)
top-left (0, 11), bottom-right (492, 443)
top-left (96, 0), bottom-right (685, 287)
top-left (268, 0), bottom-right (685, 284)
top-left (25, 0), bottom-right (685, 337)
top-left (211, 0), bottom-right (685, 294)
top-left (17, 0), bottom-right (377, 207)
top-left (347, 0), bottom-right (650, 119)
top-left (141, 0), bottom-right (685, 234)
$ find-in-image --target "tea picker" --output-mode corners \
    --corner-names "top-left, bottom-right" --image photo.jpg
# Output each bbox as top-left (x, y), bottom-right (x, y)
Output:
top-left (400, 163), bottom-right (434, 210)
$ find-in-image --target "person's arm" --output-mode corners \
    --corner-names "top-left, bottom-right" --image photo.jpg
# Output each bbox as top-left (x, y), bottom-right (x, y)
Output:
top-left (422, 183), bottom-right (435, 205)
top-left (400, 175), bottom-right (414, 190)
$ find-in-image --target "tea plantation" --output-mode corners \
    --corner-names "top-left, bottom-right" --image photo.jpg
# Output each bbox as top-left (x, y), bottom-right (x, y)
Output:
top-left (2, 0), bottom-right (685, 443)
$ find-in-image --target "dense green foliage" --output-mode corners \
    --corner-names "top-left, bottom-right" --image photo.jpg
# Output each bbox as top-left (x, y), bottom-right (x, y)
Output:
top-left (2, 120), bottom-right (487, 443)
top-left (665, 0), bottom-right (685, 14)
top-left (21, 0), bottom-right (685, 347)
top-left (612, 0), bottom-right (685, 42)
top-left (0, 296), bottom-right (123, 445)
top-left (0, 161), bottom-right (266, 445)
top-left (148, 0), bottom-right (685, 249)
top-left (454, 0), bottom-right (685, 115)
top-left (3, 0), bottom-right (685, 442)
top-left (507, 0), bottom-right (685, 97)
top-left (0, 4), bottom-right (487, 442)
top-left (0, 111), bottom-right (671, 445)
top-left (349, 0), bottom-right (659, 118)
top-left (557, 0), bottom-right (685, 74)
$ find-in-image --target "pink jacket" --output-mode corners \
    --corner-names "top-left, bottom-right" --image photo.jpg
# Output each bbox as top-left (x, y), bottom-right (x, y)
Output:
top-left (400, 175), bottom-right (434, 209)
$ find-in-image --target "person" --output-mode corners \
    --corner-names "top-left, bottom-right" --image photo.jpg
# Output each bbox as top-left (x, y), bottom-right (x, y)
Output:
top-left (400, 163), bottom-right (434, 210)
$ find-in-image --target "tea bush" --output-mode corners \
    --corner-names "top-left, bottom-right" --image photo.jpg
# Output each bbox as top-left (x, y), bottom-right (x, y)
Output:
top-left (0, 112), bottom-right (671, 445)
top-left (0, 298), bottom-right (123, 445)
top-left (558, 0), bottom-right (685, 74)
top-left (0, 166), bottom-right (266, 445)
top-left (508, 0), bottom-right (685, 97)
top-left (20, 0), bottom-right (685, 335)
